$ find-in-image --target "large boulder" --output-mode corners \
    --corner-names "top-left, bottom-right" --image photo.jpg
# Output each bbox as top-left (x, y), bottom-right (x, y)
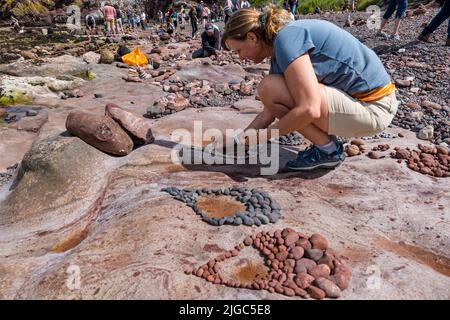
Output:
top-left (66, 110), bottom-right (133, 156)
top-left (0, 75), bottom-right (84, 104)
top-left (0, 134), bottom-right (111, 227)
top-left (100, 49), bottom-right (115, 64)
top-left (0, 55), bottom-right (88, 77)
top-left (83, 51), bottom-right (101, 64)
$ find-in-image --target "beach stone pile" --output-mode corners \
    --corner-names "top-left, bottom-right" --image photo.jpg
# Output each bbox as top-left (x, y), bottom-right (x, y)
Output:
top-left (391, 144), bottom-right (450, 177)
top-left (333, 8), bottom-right (449, 147)
top-left (275, 132), bottom-right (304, 146)
top-left (391, 101), bottom-right (450, 145)
top-left (344, 139), bottom-right (370, 157)
top-left (146, 76), bottom-right (260, 119)
top-left (162, 187), bottom-right (281, 226)
top-left (367, 144), bottom-right (391, 160)
top-left (186, 228), bottom-right (352, 299)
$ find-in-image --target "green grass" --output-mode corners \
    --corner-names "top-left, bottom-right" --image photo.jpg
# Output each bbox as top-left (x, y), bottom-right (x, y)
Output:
top-left (251, 0), bottom-right (346, 14)
top-left (0, 91), bottom-right (32, 106)
top-left (357, 0), bottom-right (382, 11)
top-left (298, 0), bottom-right (345, 14)
top-left (251, 0), bottom-right (382, 14)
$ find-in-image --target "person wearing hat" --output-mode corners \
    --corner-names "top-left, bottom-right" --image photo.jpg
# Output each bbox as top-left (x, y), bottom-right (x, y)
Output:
top-left (192, 23), bottom-right (221, 59)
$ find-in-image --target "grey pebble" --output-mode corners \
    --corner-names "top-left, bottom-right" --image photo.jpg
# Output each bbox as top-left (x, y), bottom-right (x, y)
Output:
top-left (256, 214), bottom-right (270, 224)
top-left (253, 216), bottom-right (262, 226)
top-left (234, 217), bottom-right (243, 225)
top-left (243, 217), bottom-right (254, 226)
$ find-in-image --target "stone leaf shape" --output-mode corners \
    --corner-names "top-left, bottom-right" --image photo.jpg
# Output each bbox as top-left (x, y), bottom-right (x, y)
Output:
top-left (189, 228), bottom-right (352, 300)
top-left (161, 186), bottom-right (281, 227)
top-left (105, 103), bottom-right (155, 146)
top-left (66, 110), bottom-right (133, 156)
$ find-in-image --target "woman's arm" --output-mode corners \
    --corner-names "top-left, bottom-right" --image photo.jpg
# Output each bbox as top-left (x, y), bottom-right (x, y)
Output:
top-left (244, 107), bottom-right (275, 131)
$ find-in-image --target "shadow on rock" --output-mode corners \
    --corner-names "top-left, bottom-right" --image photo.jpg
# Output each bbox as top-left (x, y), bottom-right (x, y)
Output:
top-left (153, 139), bottom-right (333, 182)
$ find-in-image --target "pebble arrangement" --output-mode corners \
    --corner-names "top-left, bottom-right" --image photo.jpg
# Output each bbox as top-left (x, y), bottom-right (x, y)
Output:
top-left (145, 77), bottom-right (259, 119)
top-left (274, 132), bottom-right (304, 146)
top-left (344, 138), bottom-right (371, 157)
top-left (344, 138), bottom-right (450, 177)
top-left (361, 131), bottom-right (399, 140)
top-left (162, 187), bottom-right (281, 226)
top-left (185, 228), bottom-right (352, 299)
top-left (392, 105), bottom-right (449, 145)
top-left (391, 144), bottom-right (450, 178)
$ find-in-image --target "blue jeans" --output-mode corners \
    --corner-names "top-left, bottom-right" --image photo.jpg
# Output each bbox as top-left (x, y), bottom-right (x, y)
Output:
top-left (423, 0), bottom-right (450, 37)
top-left (290, 4), bottom-right (298, 15)
top-left (383, 0), bottom-right (408, 19)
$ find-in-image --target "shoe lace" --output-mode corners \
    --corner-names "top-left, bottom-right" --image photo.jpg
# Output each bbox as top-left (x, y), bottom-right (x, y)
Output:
top-left (297, 145), bottom-right (315, 159)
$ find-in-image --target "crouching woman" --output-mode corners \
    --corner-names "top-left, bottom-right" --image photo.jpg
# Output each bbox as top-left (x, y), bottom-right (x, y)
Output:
top-left (221, 7), bottom-right (398, 171)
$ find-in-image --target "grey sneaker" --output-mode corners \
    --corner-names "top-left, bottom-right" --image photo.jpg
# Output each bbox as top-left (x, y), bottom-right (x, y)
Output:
top-left (377, 31), bottom-right (390, 39)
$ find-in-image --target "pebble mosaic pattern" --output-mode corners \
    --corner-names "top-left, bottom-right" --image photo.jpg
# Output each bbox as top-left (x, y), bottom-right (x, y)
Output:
top-left (185, 228), bottom-right (352, 299)
top-left (274, 132), bottom-right (304, 146)
top-left (162, 187), bottom-right (281, 226)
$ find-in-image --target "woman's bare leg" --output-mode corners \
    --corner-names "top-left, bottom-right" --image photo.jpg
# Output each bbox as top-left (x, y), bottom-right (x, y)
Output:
top-left (257, 74), bottom-right (331, 145)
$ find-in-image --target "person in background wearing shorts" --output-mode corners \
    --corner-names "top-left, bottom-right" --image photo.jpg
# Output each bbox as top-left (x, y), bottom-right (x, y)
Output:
top-left (103, 2), bottom-right (116, 36)
top-left (219, 6), bottom-right (398, 171)
top-left (378, 0), bottom-right (408, 40)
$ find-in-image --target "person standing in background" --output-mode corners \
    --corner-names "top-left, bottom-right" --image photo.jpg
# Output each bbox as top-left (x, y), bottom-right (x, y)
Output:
top-left (378, 0), bottom-right (408, 40)
top-left (418, 0), bottom-right (450, 46)
top-left (140, 11), bottom-right (147, 31)
top-left (189, 5), bottom-right (199, 38)
top-left (114, 4), bottom-right (124, 34)
top-left (288, 0), bottom-right (298, 15)
top-left (241, 0), bottom-right (251, 9)
top-left (103, 2), bottom-right (116, 36)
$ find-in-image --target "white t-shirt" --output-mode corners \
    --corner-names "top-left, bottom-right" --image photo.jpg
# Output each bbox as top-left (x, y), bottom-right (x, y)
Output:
top-left (241, 1), bottom-right (251, 8)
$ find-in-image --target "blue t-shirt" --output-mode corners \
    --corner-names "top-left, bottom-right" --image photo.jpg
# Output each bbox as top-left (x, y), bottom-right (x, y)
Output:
top-left (270, 20), bottom-right (391, 95)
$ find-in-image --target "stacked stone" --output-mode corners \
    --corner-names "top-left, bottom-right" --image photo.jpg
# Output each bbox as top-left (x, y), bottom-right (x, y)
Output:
top-left (372, 144), bottom-right (390, 152)
top-left (344, 139), bottom-right (369, 157)
top-left (162, 187), bottom-right (281, 226)
top-left (186, 228), bottom-right (352, 300)
top-left (275, 132), bottom-right (304, 146)
top-left (391, 144), bottom-right (450, 177)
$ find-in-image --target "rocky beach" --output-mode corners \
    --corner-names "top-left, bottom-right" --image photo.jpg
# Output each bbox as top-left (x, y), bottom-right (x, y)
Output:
top-left (0, 2), bottom-right (449, 300)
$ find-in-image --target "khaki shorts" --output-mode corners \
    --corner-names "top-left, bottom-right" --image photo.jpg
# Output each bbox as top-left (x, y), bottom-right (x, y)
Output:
top-left (325, 85), bottom-right (399, 138)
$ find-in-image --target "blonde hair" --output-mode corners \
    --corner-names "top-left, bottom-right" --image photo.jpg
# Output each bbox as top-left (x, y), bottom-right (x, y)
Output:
top-left (221, 6), bottom-right (293, 51)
